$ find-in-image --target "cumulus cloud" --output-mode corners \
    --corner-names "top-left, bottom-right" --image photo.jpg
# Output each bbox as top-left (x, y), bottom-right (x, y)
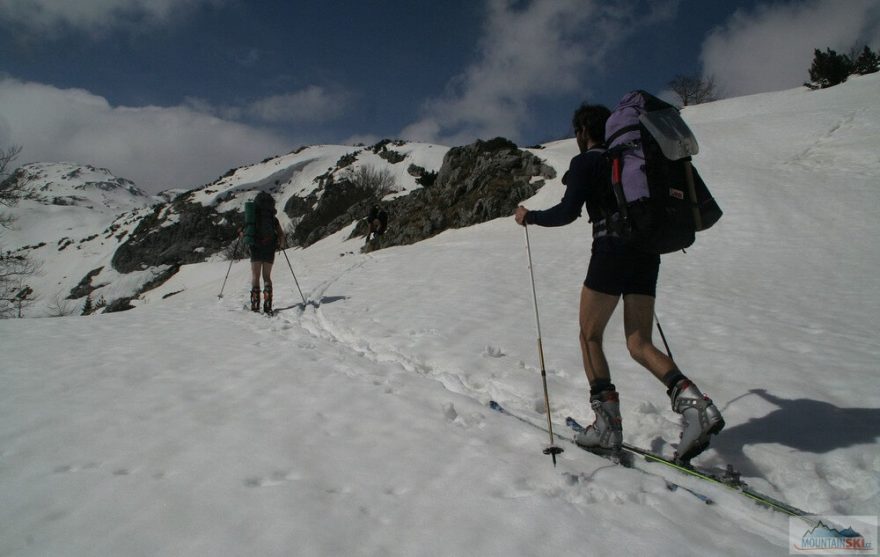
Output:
top-left (186, 85), bottom-right (353, 124)
top-left (400, 0), bottom-right (678, 145)
top-left (0, 77), bottom-right (292, 193)
top-left (701, 0), bottom-right (880, 97)
top-left (243, 86), bottom-right (352, 124)
top-left (0, 0), bottom-right (225, 35)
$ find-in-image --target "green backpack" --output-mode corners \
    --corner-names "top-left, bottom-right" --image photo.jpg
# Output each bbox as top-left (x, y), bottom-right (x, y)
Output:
top-left (243, 192), bottom-right (276, 247)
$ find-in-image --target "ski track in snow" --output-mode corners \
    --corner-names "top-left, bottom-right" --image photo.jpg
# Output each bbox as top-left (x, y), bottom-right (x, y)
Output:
top-left (212, 250), bottom-right (798, 554)
top-left (291, 252), bottom-right (539, 422)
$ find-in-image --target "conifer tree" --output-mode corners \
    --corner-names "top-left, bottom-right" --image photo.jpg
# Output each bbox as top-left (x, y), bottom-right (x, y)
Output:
top-left (851, 45), bottom-right (880, 76)
top-left (807, 48), bottom-right (853, 89)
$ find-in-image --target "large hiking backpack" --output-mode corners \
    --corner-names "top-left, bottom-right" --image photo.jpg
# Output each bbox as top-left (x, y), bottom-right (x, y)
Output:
top-left (243, 192), bottom-right (277, 247)
top-left (600, 90), bottom-right (722, 254)
top-left (368, 205), bottom-right (388, 234)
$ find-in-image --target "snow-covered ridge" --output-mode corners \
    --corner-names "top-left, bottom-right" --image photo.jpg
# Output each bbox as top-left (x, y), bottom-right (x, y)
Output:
top-left (3, 73), bottom-right (880, 320)
top-left (0, 75), bottom-right (878, 555)
top-left (191, 141), bottom-right (449, 226)
top-left (1, 141), bottom-right (451, 316)
top-left (11, 162), bottom-right (153, 211)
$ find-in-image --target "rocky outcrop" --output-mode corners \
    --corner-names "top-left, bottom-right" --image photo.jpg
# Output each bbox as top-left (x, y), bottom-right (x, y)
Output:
top-left (68, 267), bottom-right (105, 299)
top-left (283, 138), bottom-right (554, 249)
top-left (285, 179), bottom-right (377, 247)
top-left (111, 198), bottom-right (238, 273)
top-left (79, 138), bottom-right (554, 306)
top-left (352, 138), bottom-right (555, 248)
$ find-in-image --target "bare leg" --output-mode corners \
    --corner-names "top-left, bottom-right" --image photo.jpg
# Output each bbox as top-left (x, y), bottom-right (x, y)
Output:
top-left (250, 261), bottom-right (262, 289)
top-left (575, 286), bottom-right (625, 450)
top-left (578, 286), bottom-right (620, 384)
top-left (261, 263), bottom-right (273, 288)
top-left (622, 294), bottom-right (676, 382)
top-left (249, 261), bottom-right (262, 311)
top-left (261, 262), bottom-right (274, 312)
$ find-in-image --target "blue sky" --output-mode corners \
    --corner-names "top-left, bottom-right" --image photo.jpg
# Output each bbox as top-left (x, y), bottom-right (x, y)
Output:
top-left (1, 0), bottom-right (878, 193)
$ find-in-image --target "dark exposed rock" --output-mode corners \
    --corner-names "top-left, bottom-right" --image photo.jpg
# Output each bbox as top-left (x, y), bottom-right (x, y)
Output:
top-left (104, 297), bottom-right (135, 313)
top-left (285, 179), bottom-right (377, 247)
top-left (136, 265), bottom-right (181, 296)
top-left (352, 138), bottom-right (554, 248)
top-left (92, 138), bottom-right (554, 307)
top-left (378, 149), bottom-right (406, 164)
top-left (111, 199), bottom-right (238, 273)
top-left (68, 267), bottom-right (105, 299)
top-left (283, 138), bottom-right (553, 249)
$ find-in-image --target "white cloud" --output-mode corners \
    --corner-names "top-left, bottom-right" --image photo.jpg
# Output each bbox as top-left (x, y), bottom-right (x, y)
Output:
top-left (701, 0), bottom-right (880, 97)
top-left (0, 77), bottom-right (292, 193)
top-left (244, 86), bottom-right (352, 124)
top-left (340, 133), bottom-right (381, 148)
top-left (400, 0), bottom-right (679, 146)
top-left (186, 85), bottom-right (352, 125)
top-left (0, 0), bottom-right (224, 35)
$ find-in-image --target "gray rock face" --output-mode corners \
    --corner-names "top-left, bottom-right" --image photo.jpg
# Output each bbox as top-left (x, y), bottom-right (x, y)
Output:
top-left (287, 138), bottom-right (555, 249)
top-left (112, 198), bottom-right (239, 273)
top-left (108, 138), bottom-right (553, 293)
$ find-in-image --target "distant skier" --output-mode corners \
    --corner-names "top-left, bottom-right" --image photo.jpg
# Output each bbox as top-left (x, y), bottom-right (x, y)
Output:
top-left (242, 191), bottom-right (286, 313)
top-left (514, 103), bottom-right (724, 463)
top-left (364, 204), bottom-right (388, 250)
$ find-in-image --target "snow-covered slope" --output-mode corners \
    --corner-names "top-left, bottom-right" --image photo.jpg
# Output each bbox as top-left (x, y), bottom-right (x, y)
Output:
top-left (1, 142), bottom-right (449, 316)
top-left (0, 163), bottom-right (160, 314)
top-left (2, 162), bottom-right (153, 246)
top-left (192, 141), bottom-right (448, 231)
top-left (0, 75), bottom-right (878, 556)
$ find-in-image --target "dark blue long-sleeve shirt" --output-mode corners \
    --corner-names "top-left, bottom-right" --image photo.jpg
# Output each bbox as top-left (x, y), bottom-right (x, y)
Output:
top-left (525, 148), bottom-right (608, 229)
top-left (524, 147), bottom-right (658, 259)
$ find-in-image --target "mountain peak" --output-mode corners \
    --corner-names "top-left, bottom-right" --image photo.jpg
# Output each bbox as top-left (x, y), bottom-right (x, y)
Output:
top-left (7, 162), bottom-right (151, 211)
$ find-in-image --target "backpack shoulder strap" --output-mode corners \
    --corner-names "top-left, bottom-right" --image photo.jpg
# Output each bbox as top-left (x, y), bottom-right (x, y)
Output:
top-left (606, 124), bottom-right (641, 147)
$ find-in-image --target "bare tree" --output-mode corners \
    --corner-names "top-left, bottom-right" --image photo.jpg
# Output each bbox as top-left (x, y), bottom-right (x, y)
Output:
top-left (0, 145), bottom-right (23, 179)
top-left (848, 44), bottom-right (879, 76)
top-left (46, 290), bottom-right (76, 317)
top-left (1, 145), bottom-right (32, 230)
top-left (1, 146), bottom-right (25, 201)
top-left (668, 74), bottom-right (718, 106)
top-left (0, 145), bottom-right (40, 318)
top-left (0, 252), bottom-right (41, 318)
top-left (342, 166), bottom-right (398, 196)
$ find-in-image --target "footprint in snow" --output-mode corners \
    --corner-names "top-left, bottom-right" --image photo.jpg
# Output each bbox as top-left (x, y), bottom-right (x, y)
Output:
top-left (53, 462), bottom-right (101, 474)
top-left (243, 470), bottom-right (301, 488)
top-left (482, 345), bottom-right (506, 358)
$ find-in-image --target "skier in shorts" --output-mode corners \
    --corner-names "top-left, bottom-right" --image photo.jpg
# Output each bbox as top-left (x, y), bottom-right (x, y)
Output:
top-left (514, 103), bottom-right (724, 463)
top-left (242, 192), bottom-right (286, 314)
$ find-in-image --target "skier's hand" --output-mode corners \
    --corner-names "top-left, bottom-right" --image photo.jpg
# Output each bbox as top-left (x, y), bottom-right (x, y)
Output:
top-left (514, 206), bottom-right (529, 226)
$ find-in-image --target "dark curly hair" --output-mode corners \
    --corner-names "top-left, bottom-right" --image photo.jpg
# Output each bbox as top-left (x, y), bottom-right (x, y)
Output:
top-left (572, 103), bottom-right (611, 144)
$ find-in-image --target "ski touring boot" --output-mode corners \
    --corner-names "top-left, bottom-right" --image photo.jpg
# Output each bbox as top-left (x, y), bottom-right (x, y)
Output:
top-left (669, 379), bottom-right (725, 464)
top-left (574, 390), bottom-right (623, 455)
top-left (250, 287), bottom-right (260, 312)
top-left (263, 284), bottom-right (273, 315)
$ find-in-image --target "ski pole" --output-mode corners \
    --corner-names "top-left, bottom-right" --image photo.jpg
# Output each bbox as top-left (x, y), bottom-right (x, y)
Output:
top-left (218, 237), bottom-right (241, 299)
top-left (654, 311), bottom-right (674, 362)
top-left (523, 224), bottom-right (563, 466)
top-left (281, 248), bottom-right (307, 306)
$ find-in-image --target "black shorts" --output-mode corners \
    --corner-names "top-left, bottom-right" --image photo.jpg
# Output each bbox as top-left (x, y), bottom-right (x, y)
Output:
top-left (250, 244), bottom-right (276, 263)
top-left (584, 240), bottom-right (660, 297)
